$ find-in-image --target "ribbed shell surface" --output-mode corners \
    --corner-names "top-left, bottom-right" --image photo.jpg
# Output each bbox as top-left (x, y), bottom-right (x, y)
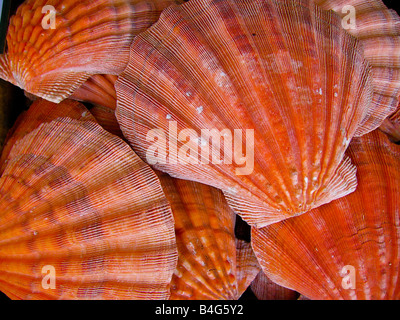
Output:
top-left (157, 173), bottom-right (238, 299)
top-left (70, 75), bottom-right (118, 110)
top-left (315, 0), bottom-right (400, 130)
top-left (0, 116), bottom-right (178, 299)
top-left (252, 130), bottom-right (400, 299)
top-left (116, 0), bottom-right (373, 227)
top-left (0, 99), bottom-right (96, 174)
top-left (0, 0), bottom-right (181, 103)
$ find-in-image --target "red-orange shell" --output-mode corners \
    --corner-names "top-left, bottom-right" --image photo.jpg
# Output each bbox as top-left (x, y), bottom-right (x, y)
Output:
top-left (116, 0), bottom-right (374, 227)
top-left (0, 107), bottom-right (177, 299)
top-left (0, 98), bottom-right (96, 174)
top-left (0, 0), bottom-right (181, 103)
top-left (379, 103), bottom-right (400, 142)
top-left (316, 0), bottom-right (400, 130)
top-left (252, 130), bottom-right (400, 299)
top-left (250, 271), bottom-right (300, 300)
top-left (157, 173), bottom-right (240, 299)
top-left (68, 74), bottom-right (123, 137)
top-left (70, 75), bottom-right (118, 110)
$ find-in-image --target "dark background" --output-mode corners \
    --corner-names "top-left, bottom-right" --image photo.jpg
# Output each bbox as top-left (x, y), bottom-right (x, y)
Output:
top-left (383, 0), bottom-right (400, 12)
top-left (0, 0), bottom-right (399, 302)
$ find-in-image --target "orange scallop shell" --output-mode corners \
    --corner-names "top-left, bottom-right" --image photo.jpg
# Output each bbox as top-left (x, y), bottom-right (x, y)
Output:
top-left (0, 0), bottom-right (182, 103)
top-left (74, 78), bottom-right (258, 298)
top-left (252, 129), bottom-right (400, 299)
top-left (235, 239), bottom-right (261, 297)
top-left (157, 172), bottom-right (239, 299)
top-left (0, 104), bottom-right (178, 299)
top-left (379, 103), bottom-right (400, 142)
top-left (73, 77), bottom-right (259, 298)
top-left (116, 0), bottom-right (373, 227)
top-left (70, 75), bottom-right (118, 110)
top-left (68, 74), bottom-right (123, 137)
top-left (315, 0), bottom-right (400, 130)
top-left (0, 98), bottom-right (96, 174)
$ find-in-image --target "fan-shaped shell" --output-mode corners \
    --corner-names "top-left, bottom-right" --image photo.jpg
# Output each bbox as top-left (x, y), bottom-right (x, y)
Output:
top-left (0, 113), bottom-right (177, 299)
top-left (70, 75), bottom-right (118, 110)
top-left (157, 172), bottom-right (238, 299)
top-left (0, 98), bottom-right (96, 174)
top-left (0, 0), bottom-right (182, 103)
top-left (116, 0), bottom-right (373, 227)
top-left (379, 103), bottom-right (400, 142)
top-left (235, 239), bottom-right (261, 297)
top-left (315, 0), bottom-right (400, 130)
top-left (74, 78), bottom-right (258, 298)
top-left (252, 129), bottom-right (400, 299)
top-left (88, 104), bottom-right (124, 138)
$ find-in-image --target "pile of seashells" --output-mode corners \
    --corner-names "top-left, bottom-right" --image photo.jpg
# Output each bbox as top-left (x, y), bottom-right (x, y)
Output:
top-left (0, 0), bottom-right (399, 300)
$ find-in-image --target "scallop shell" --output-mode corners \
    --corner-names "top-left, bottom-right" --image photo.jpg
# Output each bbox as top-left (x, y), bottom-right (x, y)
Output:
top-left (75, 76), bottom-right (258, 298)
top-left (88, 104), bottom-right (124, 138)
top-left (0, 0), bottom-right (182, 103)
top-left (68, 74), bottom-right (124, 137)
top-left (250, 271), bottom-right (300, 300)
top-left (157, 172), bottom-right (239, 299)
top-left (0, 114), bottom-right (177, 299)
top-left (70, 75), bottom-right (118, 110)
top-left (315, 0), bottom-right (400, 130)
top-left (73, 76), bottom-right (258, 299)
top-left (235, 239), bottom-right (261, 297)
top-left (116, 0), bottom-right (373, 227)
top-left (0, 98), bottom-right (96, 174)
top-left (252, 129), bottom-right (400, 299)
top-left (379, 103), bottom-right (400, 142)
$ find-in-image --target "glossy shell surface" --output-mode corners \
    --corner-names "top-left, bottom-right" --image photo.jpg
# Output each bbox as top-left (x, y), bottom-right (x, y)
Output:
top-left (0, 0), bottom-right (181, 103)
top-left (252, 130), bottom-right (400, 299)
top-left (0, 106), bottom-right (178, 299)
top-left (116, 0), bottom-right (373, 227)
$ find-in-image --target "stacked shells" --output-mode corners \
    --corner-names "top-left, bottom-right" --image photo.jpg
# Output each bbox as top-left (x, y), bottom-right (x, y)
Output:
top-left (0, 0), bottom-right (399, 300)
top-left (252, 130), bottom-right (400, 299)
top-left (115, 0), bottom-right (374, 227)
top-left (380, 102), bottom-right (400, 142)
top-left (316, 0), bottom-right (400, 131)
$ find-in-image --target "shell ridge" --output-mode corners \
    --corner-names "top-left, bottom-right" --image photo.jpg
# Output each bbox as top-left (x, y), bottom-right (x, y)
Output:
top-left (0, 54), bottom-right (13, 84)
top-left (162, 175), bottom-right (238, 300)
top-left (2, 0), bottom-right (183, 102)
top-left (314, 156), bottom-right (357, 207)
top-left (252, 130), bottom-right (400, 299)
top-left (0, 104), bottom-right (178, 299)
top-left (251, 225), bottom-right (338, 299)
top-left (316, 0), bottom-right (400, 132)
top-left (116, 0), bottom-right (376, 226)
